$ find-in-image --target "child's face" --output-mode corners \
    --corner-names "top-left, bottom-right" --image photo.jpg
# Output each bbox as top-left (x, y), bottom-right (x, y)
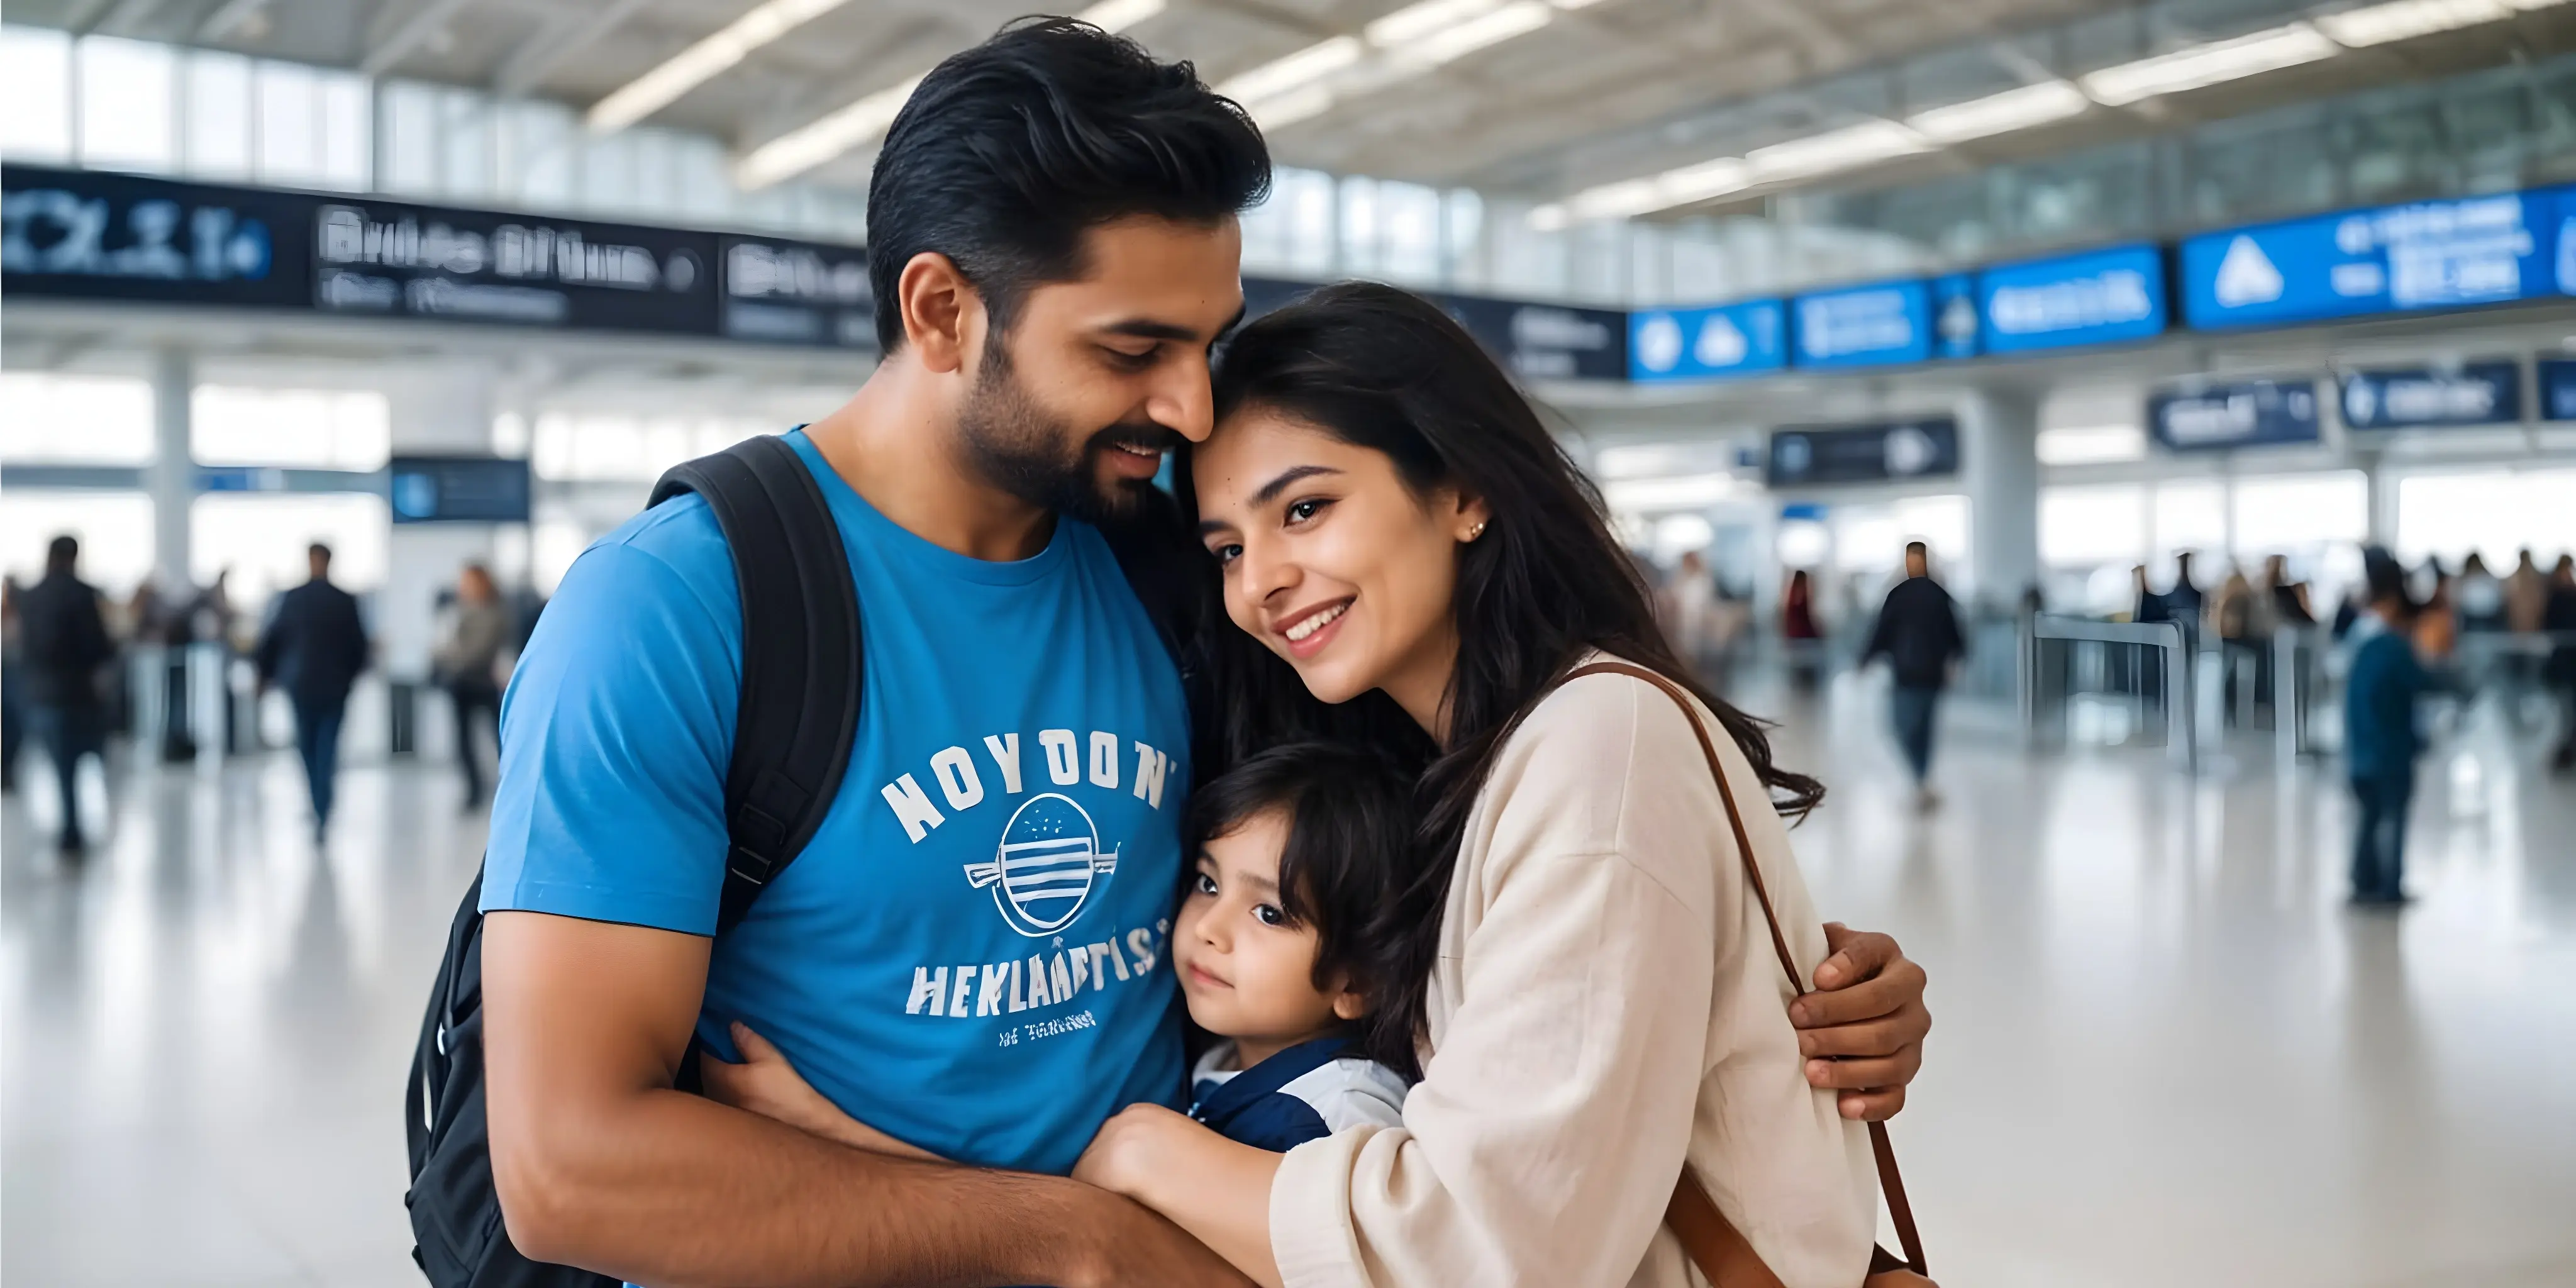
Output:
top-left (1173, 807), bottom-right (1364, 1052)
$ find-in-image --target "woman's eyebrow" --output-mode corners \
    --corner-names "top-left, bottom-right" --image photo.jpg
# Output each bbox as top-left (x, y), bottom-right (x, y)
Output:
top-left (1248, 464), bottom-right (1342, 508)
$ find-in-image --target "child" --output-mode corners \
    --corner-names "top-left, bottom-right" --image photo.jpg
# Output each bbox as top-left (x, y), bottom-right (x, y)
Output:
top-left (701, 741), bottom-right (1418, 1169)
top-left (2343, 550), bottom-right (2451, 906)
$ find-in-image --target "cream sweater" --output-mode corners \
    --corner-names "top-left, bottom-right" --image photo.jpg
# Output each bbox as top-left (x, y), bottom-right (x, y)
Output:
top-left (1269, 658), bottom-right (1877, 1288)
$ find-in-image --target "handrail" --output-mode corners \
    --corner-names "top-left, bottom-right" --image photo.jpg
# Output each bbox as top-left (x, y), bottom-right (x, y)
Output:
top-left (2024, 614), bottom-right (2197, 774)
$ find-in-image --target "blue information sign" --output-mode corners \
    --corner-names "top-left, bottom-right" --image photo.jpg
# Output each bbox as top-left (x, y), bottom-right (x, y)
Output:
top-left (2539, 358), bottom-right (2576, 422)
top-left (2339, 361), bottom-right (2522, 430)
top-left (2147, 379), bottom-right (2322, 451)
top-left (2180, 191), bottom-right (2558, 330)
top-left (1931, 274), bottom-right (1979, 359)
top-left (1792, 279), bottom-right (1932, 368)
top-left (1629, 299), bottom-right (1787, 381)
top-left (389, 456), bottom-right (531, 523)
top-left (1767, 418), bottom-right (1960, 486)
top-left (1977, 245), bottom-right (2168, 353)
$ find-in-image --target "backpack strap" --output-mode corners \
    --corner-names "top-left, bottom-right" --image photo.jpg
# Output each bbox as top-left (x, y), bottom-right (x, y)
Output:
top-left (650, 435), bottom-right (864, 936)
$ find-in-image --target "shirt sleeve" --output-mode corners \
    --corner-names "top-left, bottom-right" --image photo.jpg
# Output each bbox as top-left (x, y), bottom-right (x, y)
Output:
top-left (480, 525), bottom-right (740, 936)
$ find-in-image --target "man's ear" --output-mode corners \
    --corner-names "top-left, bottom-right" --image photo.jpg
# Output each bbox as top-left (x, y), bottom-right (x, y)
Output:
top-left (897, 251), bottom-right (987, 375)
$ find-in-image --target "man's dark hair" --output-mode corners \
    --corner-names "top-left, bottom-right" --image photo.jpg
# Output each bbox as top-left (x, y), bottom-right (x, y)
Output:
top-left (46, 535), bottom-right (78, 570)
top-left (1905, 540), bottom-right (1928, 558)
top-left (867, 18), bottom-right (1269, 352)
top-left (1182, 741), bottom-right (1427, 1077)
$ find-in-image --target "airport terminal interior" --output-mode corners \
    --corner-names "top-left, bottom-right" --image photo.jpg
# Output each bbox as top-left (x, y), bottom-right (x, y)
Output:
top-left (4, 0), bottom-right (2575, 1284)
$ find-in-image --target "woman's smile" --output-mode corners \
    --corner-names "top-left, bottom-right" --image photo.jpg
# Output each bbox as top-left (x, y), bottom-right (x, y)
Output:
top-left (1275, 597), bottom-right (1353, 657)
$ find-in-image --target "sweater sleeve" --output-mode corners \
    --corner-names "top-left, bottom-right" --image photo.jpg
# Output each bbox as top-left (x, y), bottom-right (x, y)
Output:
top-left (1270, 675), bottom-right (1811, 1288)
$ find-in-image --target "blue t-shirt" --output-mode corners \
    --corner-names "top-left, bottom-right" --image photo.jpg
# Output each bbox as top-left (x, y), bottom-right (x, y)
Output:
top-left (482, 430), bottom-right (1191, 1175)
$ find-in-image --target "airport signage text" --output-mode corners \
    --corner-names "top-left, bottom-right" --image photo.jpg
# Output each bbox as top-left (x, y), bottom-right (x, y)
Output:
top-left (1629, 299), bottom-right (1787, 381)
top-left (1790, 279), bottom-right (1934, 368)
top-left (2146, 378), bottom-right (2322, 451)
top-left (2538, 358), bottom-right (2576, 422)
top-left (2338, 360), bottom-right (2521, 430)
top-left (390, 456), bottom-right (533, 523)
top-left (1766, 416), bottom-right (1960, 486)
top-left (2179, 189), bottom-right (2567, 330)
top-left (1977, 244), bottom-right (2169, 354)
top-left (1242, 277), bottom-right (1628, 382)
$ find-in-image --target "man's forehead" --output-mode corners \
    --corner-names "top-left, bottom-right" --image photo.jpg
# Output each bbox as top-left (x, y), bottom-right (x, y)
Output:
top-left (1037, 216), bottom-right (1244, 334)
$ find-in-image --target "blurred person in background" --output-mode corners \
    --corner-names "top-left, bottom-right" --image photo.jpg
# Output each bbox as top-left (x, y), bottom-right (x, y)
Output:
top-left (1660, 549), bottom-right (1719, 677)
top-left (255, 544), bottom-right (370, 841)
top-left (433, 563), bottom-right (511, 811)
top-left (1780, 567), bottom-right (1823, 690)
top-left (2212, 564), bottom-right (2265, 723)
top-left (2, 575), bottom-right (23, 795)
top-left (2344, 547), bottom-right (2453, 907)
top-left (1863, 541), bottom-right (1965, 811)
top-left (2262, 554), bottom-right (2314, 628)
top-left (2506, 548), bottom-right (2549, 635)
top-left (2454, 553), bottom-right (2505, 632)
top-left (2132, 563), bottom-right (2165, 624)
top-left (18, 536), bottom-right (116, 854)
top-left (2550, 555), bottom-right (2576, 773)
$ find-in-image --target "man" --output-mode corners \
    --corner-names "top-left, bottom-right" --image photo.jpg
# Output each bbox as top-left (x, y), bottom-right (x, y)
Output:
top-left (1863, 541), bottom-right (1965, 811)
top-left (255, 543), bottom-right (369, 840)
top-left (480, 21), bottom-right (1932, 1287)
top-left (432, 562), bottom-right (510, 810)
top-left (17, 536), bottom-right (116, 853)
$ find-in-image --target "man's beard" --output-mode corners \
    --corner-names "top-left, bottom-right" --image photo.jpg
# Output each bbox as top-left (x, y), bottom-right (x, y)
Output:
top-left (955, 343), bottom-right (1181, 530)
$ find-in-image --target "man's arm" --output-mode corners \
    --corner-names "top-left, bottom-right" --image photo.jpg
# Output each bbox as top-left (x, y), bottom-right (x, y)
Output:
top-left (483, 911), bottom-right (1249, 1288)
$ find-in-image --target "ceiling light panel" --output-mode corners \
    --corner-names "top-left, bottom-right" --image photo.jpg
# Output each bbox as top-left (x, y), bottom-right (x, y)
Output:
top-left (2078, 23), bottom-right (2340, 106)
top-left (1745, 119), bottom-right (1932, 182)
top-left (1367, 0), bottom-right (1509, 47)
top-left (1906, 80), bottom-right (2090, 143)
top-left (589, 0), bottom-right (852, 134)
top-left (1389, 0), bottom-right (1555, 70)
top-left (1219, 35), bottom-right (1366, 107)
top-left (2316, 0), bottom-right (2508, 46)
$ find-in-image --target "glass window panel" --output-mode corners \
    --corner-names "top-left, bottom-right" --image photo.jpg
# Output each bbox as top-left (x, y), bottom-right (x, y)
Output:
top-left (0, 374), bottom-right (156, 464)
top-left (2229, 471), bottom-right (2365, 564)
top-left (190, 493), bottom-right (389, 609)
top-left (255, 60), bottom-right (321, 184)
top-left (2395, 468), bottom-right (2576, 567)
top-left (183, 50), bottom-right (255, 179)
top-left (632, 129), bottom-right (679, 218)
top-left (317, 70), bottom-right (372, 191)
top-left (78, 36), bottom-right (177, 173)
top-left (1, 491), bottom-right (155, 597)
top-left (499, 98), bottom-right (579, 208)
top-left (380, 80), bottom-right (442, 194)
top-left (2152, 480), bottom-right (2227, 564)
top-left (1375, 180), bottom-right (1443, 285)
top-left (1443, 189), bottom-right (1484, 289)
top-left (582, 131), bottom-right (637, 214)
top-left (330, 391), bottom-right (391, 470)
top-left (1, 26), bottom-right (74, 161)
top-left (1338, 176), bottom-right (1378, 277)
top-left (531, 413), bottom-right (577, 479)
top-left (440, 87), bottom-right (494, 200)
top-left (671, 133), bottom-right (732, 221)
top-left (2041, 485), bottom-right (2148, 568)
top-left (532, 519), bottom-right (588, 594)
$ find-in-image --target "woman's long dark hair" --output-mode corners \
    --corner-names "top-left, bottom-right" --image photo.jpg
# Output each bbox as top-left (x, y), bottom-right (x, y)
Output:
top-left (1178, 281), bottom-right (1824, 1075)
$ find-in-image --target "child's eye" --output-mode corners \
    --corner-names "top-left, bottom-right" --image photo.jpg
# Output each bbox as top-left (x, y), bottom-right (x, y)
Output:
top-left (1252, 904), bottom-right (1286, 927)
top-left (1192, 871), bottom-right (1219, 896)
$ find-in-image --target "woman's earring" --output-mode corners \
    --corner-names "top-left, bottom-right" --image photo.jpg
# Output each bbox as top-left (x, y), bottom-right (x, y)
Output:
top-left (1466, 521), bottom-right (1487, 541)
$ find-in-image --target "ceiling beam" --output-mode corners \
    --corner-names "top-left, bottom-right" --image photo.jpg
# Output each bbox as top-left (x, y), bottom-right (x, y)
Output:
top-left (362, 0), bottom-right (482, 76)
top-left (197, 0), bottom-right (274, 41)
top-left (493, 0), bottom-right (656, 97)
top-left (94, 0), bottom-right (165, 37)
top-left (1733, 0), bottom-right (1853, 67)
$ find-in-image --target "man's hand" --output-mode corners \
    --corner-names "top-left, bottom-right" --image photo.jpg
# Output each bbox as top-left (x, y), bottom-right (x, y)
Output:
top-left (700, 1023), bottom-right (941, 1162)
top-left (1789, 922), bottom-right (1929, 1121)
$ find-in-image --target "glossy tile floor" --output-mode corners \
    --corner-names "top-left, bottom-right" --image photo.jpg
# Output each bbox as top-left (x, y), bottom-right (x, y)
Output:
top-left (6, 674), bottom-right (2573, 1287)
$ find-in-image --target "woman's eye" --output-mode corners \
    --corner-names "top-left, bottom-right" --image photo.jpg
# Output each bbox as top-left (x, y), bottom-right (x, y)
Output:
top-left (1285, 498), bottom-right (1329, 525)
top-left (1252, 904), bottom-right (1285, 927)
top-left (1193, 872), bottom-right (1219, 896)
top-left (1207, 543), bottom-right (1242, 566)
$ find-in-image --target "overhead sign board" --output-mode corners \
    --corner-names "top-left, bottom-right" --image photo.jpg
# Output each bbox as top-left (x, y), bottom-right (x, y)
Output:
top-left (2538, 358), bottom-right (2576, 422)
top-left (1792, 279), bottom-right (1933, 368)
top-left (718, 233), bottom-right (875, 349)
top-left (2147, 378), bottom-right (2322, 451)
top-left (311, 196), bottom-right (716, 335)
top-left (1976, 244), bottom-right (2168, 353)
top-left (1628, 299), bottom-right (1787, 381)
top-left (2338, 360), bottom-right (2521, 430)
top-left (1240, 277), bottom-right (1628, 382)
top-left (2180, 191), bottom-right (2559, 330)
top-left (3, 164), bottom-right (308, 309)
top-left (1766, 417), bottom-right (1960, 487)
top-left (389, 456), bottom-right (532, 523)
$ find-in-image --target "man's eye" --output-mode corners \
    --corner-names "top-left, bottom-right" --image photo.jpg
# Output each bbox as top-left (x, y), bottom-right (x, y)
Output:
top-left (1253, 904), bottom-right (1285, 927)
top-left (1106, 346), bottom-right (1157, 369)
top-left (1194, 872), bottom-right (1219, 896)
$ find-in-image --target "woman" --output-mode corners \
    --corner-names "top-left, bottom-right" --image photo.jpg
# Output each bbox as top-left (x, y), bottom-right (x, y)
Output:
top-left (1078, 283), bottom-right (1913, 1287)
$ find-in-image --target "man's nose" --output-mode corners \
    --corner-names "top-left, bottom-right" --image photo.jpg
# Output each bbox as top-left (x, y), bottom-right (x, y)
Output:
top-left (1146, 355), bottom-right (1215, 443)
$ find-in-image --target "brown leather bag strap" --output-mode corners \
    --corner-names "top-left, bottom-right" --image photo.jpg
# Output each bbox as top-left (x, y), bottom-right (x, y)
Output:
top-left (1560, 661), bottom-right (1928, 1284)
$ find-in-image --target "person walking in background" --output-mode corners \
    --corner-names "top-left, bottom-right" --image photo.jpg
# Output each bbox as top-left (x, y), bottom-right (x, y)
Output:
top-left (2, 575), bottom-right (25, 796)
top-left (433, 562), bottom-right (510, 811)
top-left (255, 544), bottom-right (369, 840)
top-left (2505, 548), bottom-right (2549, 635)
top-left (2262, 554), bottom-right (2315, 628)
top-left (2454, 553), bottom-right (2506, 633)
top-left (18, 537), bottom-right (117, 853)
top-left (2547, 555), bottom-right (2576, 774)
top-left (1781, 566), bottom-right (1824, 689)
top-left (2344, 549), bottom-right (2451, 907)
top-left (1863, 540), bottom-right (1966, 811)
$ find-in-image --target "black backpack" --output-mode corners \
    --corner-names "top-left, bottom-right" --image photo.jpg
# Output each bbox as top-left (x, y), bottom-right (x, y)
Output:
top-left (402, 433), bottom-right (1194, 1288)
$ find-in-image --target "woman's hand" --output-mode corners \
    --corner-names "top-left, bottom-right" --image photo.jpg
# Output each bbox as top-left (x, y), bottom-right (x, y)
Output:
top-left (698, 1021), bottom-right (943, 1161)
top-left (1074, 1103), bottom-right (1285, 1288)
top-left (1789, 923), bottom-right (1931, 1121)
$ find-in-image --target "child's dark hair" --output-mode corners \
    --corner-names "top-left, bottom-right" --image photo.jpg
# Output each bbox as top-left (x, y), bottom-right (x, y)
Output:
top-left (1183, 741), bottom-right (1426, 1078)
